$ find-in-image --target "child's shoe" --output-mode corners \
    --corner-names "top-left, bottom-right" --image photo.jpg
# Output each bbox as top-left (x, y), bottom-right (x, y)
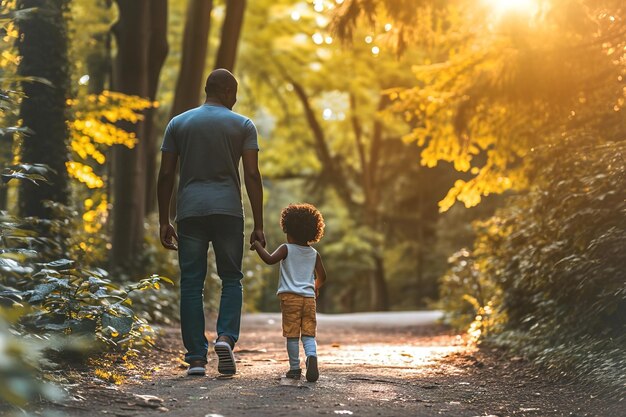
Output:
top-left (305, 356), bottom-right (319, 382)
top-left (285, 369), bottom-right (302, 379)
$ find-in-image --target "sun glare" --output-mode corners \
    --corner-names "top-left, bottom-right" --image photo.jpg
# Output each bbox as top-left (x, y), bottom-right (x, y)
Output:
top-left (485, 0), bottom-right (538, 17)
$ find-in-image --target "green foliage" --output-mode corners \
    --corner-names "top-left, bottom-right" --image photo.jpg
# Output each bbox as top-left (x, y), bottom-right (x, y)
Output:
top-left (493, 138), bottom-right (624, 339)
top-left (442, 136), bottom-right (626, 388)
top-left (0, 307), bottom-right (67, 408)
top-left (0, 188), bottom-right (172, 410)
top-left (1, 206), bottom-right (172, 347)
top-left (1, 163), bottom-right (50, 185)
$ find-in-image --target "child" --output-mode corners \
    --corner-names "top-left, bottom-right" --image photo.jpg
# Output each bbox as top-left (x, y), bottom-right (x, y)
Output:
top-left (250, 203), bottom-right (327, 382)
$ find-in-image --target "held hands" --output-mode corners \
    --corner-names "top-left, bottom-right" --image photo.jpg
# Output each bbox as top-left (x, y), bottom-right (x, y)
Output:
top-left (249, 228), bottom-right (266, 250)
top-left (160, 223), bottom-right (178, 251)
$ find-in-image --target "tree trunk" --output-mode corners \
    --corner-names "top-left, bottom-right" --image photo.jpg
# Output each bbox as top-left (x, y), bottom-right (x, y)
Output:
top-left (415, 172), bottom-right (425, 307)
top-left (110, 0), bottom-right (150, 269)
top-left (143, 0), bottom-right (169, 215)
top-left (171, 0), bottom-right (213, 117)
top-left (290, 80), bottom-right (357, 212)
top-left (166, 0), bottom-right (214, 220)
top-left (214, 0), bottom-right (246, 71)
top-left (370, 254), bottom-right (389, 311)
top-left (16, 0), bottom-right (70, 218)
top-left (86, 0), bottom-right (113, 95)
top-left (110, 0), bottom-right (168, 268)
top-left (0, 131), bottom-right (13, 210)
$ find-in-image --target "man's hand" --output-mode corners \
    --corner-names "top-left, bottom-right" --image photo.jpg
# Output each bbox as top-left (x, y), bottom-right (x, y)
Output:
top-left (160, 223), bottom-right (178, 251)
top-left (250, 228), bottom-right (266, 248)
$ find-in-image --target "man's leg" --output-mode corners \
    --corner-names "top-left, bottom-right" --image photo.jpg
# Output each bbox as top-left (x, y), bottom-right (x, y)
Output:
top-left (210, 215), bottom-right (244, 343)
top-left (177, 217), bottom-right (210, 365)
top-left (210, 215), bottom-right (244, 375)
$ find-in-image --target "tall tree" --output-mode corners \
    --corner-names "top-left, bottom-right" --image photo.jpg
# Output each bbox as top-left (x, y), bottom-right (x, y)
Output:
top-left (16, 0), bottom-right (70, 218)
top-left (85, 0), bottom-right (114, 95)
top-left (171, 0), bottom-right (214, 117)
top-left (236, 0), bottom-right (449, 311)
top-left (142, 0), bottom-right (169, 215)
top-left (214, 0), bottom-right (246, 71)
top-left (110, 0), bottom-right (168, 270)
top-left (163, 0), bottom-right (214, 219)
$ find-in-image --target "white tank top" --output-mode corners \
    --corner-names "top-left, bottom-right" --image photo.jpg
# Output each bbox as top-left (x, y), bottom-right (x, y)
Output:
top-left (277, 244), bottom-right (317, 297)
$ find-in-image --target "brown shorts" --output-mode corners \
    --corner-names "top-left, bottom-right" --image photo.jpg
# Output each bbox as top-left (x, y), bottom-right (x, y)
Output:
top-left (279, 293), bottom-right (317, 338)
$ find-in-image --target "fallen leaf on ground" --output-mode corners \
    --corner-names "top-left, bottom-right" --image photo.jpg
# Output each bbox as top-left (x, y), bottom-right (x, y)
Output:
top-left (131, 393), bottom-right (164, 409)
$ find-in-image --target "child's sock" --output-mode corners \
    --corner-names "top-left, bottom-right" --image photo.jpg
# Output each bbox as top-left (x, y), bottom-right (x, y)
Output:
top-left (286, 337), bottom-right (300, 370)
top-left (301, 336), bottom-right (317, 358)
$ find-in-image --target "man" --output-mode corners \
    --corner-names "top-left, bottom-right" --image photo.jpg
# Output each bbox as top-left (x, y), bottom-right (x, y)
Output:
top-left (157, 68), bottom-right (265, 377)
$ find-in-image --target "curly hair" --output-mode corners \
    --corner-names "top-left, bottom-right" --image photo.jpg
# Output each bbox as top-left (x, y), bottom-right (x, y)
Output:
top-left (280, 203), bottom-right (325, 244)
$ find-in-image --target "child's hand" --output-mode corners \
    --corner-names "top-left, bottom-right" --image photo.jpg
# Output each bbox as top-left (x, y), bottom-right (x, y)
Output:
top-left (249, 240), bottom-right (259, 251)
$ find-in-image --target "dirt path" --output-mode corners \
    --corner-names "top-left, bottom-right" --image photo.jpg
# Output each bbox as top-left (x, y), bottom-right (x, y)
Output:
top-left (51, 312), bottom-right (622, 417)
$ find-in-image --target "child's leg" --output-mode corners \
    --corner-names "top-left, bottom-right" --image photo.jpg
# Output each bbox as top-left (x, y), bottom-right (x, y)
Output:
top-left (302, 336), bottom-right (319, 382)
top-left (286, 337), bottom-right (300, 370)
top-left (301, 336), bottom-right (317, 358)
top-left (301, 297), bottom-right (318, 359)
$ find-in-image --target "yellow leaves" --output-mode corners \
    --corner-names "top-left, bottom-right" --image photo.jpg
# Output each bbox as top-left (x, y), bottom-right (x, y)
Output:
top-left (66, 89), bottom-right (150, 227)
top-left (0, 14), bottom-right (19, 72)
top-left (70, 132), bottom-right (107, 164)
top-left (2, 21), bottom-right (18, 42)
top-left (71, 118), bottom-right (137, 148)
top-left (66, 161), bottom-right (104, 189)
top-left (67, 91), bottom-right (152, 170)
top-left (94, 368), bottom-right (125, 385)
top-left (81, 195), bottom-right (108, 234)
top-left (0, 50), bottom-right (19, 67)
top-left (438, 165), bottom-right (518, 212)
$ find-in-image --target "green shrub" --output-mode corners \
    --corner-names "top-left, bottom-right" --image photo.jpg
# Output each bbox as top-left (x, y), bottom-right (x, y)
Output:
top-left (441, 136), bottom-right (626, 388)
top-left (0, 202), bottom-right (172, 350)
top-left (1, 168), bottom-right (173, 410)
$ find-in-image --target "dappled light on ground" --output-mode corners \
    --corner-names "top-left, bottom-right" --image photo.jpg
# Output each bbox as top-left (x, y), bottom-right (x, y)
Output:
top-left (320, 343), bottom-right (467, 373)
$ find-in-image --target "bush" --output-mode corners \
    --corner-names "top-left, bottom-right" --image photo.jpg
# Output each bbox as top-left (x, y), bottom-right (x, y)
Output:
top-left (0, 169), bottom-right (173, 409)
top-left (0, 199), bottom-right (172, 351)
top-left (441, 136), bottom-right (626, 388)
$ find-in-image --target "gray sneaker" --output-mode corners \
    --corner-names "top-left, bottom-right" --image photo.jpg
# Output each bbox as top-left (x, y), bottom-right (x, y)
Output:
top-left (187, 359), bottom-right (206, 376)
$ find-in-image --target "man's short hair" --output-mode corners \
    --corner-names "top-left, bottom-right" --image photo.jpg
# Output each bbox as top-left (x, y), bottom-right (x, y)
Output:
top-left (205, 68), bottom-right (238, 96)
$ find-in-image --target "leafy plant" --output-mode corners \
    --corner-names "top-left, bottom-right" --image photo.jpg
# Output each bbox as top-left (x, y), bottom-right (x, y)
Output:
top-left (441, 135), bottom-right (626, 389)
top-left (0, 184), bottom-right (173, 412)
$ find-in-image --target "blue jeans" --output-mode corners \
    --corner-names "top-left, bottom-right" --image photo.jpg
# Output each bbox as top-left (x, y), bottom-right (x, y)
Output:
top-left (177, 215), bottom-right (244, 364)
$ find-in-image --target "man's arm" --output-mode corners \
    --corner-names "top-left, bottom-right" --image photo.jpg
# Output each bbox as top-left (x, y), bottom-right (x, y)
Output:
top-left (242, 149), bottom-right (265, 246)
top-left (251, 241), bottom-right (287, 265)
top-left (157, 151), bottom-right (179, 250)
top-left (314, 253), bottom-right (327, 298)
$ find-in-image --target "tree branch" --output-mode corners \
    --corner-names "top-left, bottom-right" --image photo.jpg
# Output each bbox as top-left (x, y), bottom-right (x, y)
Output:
top-left (287, 78), bottom-right (357, 211)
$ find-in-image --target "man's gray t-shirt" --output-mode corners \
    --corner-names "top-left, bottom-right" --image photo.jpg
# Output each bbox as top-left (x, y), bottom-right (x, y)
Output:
top-left (160, 104), bottom-right (259, 221)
